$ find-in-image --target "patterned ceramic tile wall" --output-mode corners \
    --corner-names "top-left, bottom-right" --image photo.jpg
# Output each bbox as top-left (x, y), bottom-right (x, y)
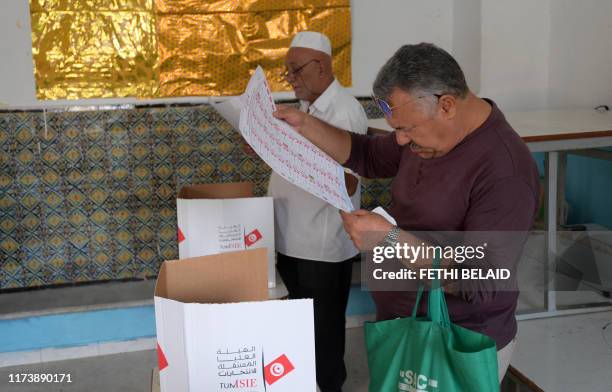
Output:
top-left (0, 100), bottom-right (391, 289)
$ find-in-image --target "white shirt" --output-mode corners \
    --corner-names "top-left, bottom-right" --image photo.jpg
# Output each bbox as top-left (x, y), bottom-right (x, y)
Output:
top-left (268, 79), bottom-right (368, 262)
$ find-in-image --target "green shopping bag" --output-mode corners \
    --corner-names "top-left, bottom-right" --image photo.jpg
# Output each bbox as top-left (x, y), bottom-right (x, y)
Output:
top-left (365, 258), bottom-right (499, 391)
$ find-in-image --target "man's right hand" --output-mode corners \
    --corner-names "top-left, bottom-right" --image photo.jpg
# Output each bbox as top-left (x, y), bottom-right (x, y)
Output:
top-left (273, 105), bottom-right (308, 134)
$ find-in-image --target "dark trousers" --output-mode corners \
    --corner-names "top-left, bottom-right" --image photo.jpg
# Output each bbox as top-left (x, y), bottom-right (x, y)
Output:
top-left (276, 253), bottom-right (354, 392)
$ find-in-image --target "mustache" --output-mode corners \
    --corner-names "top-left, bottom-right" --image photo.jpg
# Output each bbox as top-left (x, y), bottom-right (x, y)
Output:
top-left (409, 141), bottom-right (434, 153)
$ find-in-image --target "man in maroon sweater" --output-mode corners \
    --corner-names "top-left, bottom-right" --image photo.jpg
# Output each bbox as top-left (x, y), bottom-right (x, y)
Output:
top-left (274, 43), bottom-right (540, 382)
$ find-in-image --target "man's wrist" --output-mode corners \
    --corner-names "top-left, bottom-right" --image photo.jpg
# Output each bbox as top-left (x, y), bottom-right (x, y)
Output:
top-left (301, 112), bottom-right (315, 137)
top-left (381, 225), bottom-right (401, 247)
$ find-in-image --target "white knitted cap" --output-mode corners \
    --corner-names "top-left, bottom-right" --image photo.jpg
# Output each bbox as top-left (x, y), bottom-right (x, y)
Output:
top-left (290, 31), bottom-right (332, 56)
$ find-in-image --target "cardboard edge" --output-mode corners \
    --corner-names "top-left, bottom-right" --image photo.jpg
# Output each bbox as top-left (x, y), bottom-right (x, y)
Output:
top-left (156, 248), bottom-right (268, 303)
top-left (177, 182), bottom-right (254, 199)
top-left (154, 263), bottom-right (167, 298)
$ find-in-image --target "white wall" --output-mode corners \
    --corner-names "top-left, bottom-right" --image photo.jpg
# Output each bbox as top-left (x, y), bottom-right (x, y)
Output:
top-left (450, 0), bottom-right (481, 94)
top-left (479, 0), bottom-right (551, 111)
top-left (348, 0), bottom-right (454, 96)
top-left (548, 0), bottom-right (612, 109)
top-left (0, 0), bottom-right (37, 107)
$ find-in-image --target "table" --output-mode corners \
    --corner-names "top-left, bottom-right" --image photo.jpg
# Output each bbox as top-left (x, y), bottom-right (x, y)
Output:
top-left (510, 311), bottom-right (612, 391)
top-left (368, 109), bottom-right (612, 319)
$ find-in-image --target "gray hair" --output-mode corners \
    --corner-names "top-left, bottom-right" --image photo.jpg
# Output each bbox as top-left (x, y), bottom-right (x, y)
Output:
top-left (373, 43), bottom-right (469, 103)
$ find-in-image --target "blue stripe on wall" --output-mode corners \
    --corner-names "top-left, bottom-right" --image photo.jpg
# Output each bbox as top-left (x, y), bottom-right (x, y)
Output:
top-left (0, 306), bottom-right (156, 353)
top-left (1, 286), bottom-right (376, 353)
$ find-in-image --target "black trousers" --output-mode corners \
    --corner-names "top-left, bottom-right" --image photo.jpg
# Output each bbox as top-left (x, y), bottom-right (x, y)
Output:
top-left (276, 253), bottom-right (354, 392)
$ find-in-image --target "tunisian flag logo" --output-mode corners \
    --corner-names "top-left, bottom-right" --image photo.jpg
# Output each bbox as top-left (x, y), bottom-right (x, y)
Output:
top-left (244, 229), bottom-right (262, 247)
top-left (157, 343), bottom-right (168, 371)
top-left (264, 354), bottom-right (295, 385)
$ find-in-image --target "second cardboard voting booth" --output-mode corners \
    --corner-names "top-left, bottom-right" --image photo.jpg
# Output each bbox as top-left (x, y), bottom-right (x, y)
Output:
top-left (154, 249), bottom-right (316, 392)
top-left (176, 182), bottom-right (276, 287)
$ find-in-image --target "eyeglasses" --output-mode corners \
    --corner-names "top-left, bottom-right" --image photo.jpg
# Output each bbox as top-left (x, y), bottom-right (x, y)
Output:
top-left (282, 59), bottom-right (320, 80)
top-left (372, 94), bottom-right (443, 117)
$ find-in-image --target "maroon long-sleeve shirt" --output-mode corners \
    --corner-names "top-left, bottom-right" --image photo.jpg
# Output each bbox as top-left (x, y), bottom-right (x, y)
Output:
top-left (345, 99), bottom-right (540, 349)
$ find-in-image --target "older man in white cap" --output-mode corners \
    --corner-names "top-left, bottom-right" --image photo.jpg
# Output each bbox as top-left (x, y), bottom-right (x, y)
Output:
top-left (269, 31), bottom-right (367, 392)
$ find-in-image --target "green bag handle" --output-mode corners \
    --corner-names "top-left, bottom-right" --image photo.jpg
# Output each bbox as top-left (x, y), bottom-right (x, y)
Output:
top-left (411, 283), bottom-right (425, 318)
top-left (412, 256), bottom-right (451, 328)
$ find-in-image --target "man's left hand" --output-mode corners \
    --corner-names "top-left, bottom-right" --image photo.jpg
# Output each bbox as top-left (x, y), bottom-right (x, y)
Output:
top-left (339, 209), bottom-right (394, 250)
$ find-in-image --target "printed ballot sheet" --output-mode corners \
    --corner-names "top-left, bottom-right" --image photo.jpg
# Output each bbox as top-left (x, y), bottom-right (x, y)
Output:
top-left (239, 66), bottom-right (354, 212)
top-left (211, 96), bottom-right (243, 130)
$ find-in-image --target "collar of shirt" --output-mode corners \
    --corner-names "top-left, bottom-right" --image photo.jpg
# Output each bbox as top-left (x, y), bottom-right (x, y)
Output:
top-left (299, 79), bottom-right (341, 115)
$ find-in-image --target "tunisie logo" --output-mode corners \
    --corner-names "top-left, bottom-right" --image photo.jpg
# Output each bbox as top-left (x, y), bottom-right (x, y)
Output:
top-left (264, 354), bottom-right (295, 385)
top-left (244, 229), bottom-right (263, 247)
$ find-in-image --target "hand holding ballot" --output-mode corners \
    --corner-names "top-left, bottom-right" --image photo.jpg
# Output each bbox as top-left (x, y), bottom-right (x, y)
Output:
top-left (339, 209), bottom-right (394, 250)
top-left (272, 104), bottom-right (308, 133)
top-left (238, 66), bottom-right (354, 212)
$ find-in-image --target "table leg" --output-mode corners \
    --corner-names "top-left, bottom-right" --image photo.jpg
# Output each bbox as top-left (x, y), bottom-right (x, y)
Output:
top-left (558, 152), bottom-right (567, 225)
top-left (545, 152), bottom-right (558, 313)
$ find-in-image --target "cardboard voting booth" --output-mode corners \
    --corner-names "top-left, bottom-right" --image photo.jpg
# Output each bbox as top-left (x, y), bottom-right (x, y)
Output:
top-left (154, 249), bottom-right (316, 392)
top-left (177, 182), bottom-right (276, 287)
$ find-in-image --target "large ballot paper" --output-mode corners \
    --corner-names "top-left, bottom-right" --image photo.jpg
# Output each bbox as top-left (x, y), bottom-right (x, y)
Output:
top-left (239, 66), bottom-right (354, 212)
top-left (211, 96), bottom-right (243, 130)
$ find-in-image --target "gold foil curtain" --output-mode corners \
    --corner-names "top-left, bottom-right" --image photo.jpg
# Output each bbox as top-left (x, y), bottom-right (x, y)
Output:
top-left (30, 0), bottom-right (159, 99)
top-left (30, 0), bottom-right (351, 99)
